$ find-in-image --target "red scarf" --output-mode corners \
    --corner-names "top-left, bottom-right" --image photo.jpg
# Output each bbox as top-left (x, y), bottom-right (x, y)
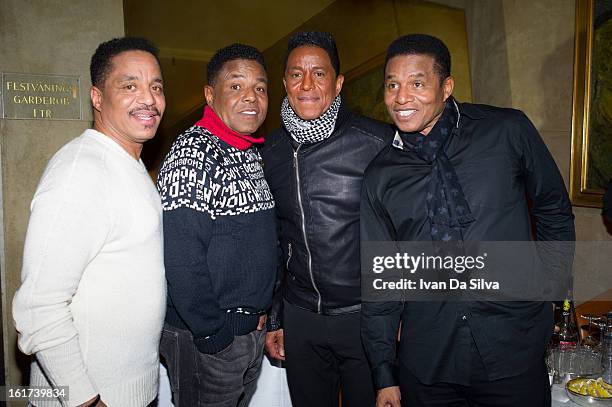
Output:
top-left (195, 106), bottom-right (264, 150)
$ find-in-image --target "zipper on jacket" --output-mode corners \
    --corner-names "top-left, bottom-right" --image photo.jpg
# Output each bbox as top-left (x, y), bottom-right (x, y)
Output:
top-left (286, 242), bottom-right (292, 270)
top-left (293, 146), bottom-right (322, 313)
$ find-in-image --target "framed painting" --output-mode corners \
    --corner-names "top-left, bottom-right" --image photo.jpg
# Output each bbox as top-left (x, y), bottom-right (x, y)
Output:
top-left (570, 0), bottom-right (612, 207)
top-left (342, 52), bottom-right (392, 125)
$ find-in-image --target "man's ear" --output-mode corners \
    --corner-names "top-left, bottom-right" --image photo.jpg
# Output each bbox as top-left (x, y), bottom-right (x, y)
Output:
top-left (442, 76), bottom-right (455, 101)
top-left (204, 85), bottom-right (214, 106)
top-left (335, 74), bottom-right (345, 97)
top-left (90, 86), bottom-right (102, 112)
top-left (282, 77), bottom-right (287, 93)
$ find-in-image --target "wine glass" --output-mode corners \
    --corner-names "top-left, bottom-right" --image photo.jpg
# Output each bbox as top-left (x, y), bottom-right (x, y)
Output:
top-left (580, 313), bottom-right (603, 348)
top-left (593, 318), bottom-right (607, 351)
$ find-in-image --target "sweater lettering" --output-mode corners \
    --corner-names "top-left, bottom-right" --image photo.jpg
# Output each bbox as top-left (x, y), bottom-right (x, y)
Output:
top-left (158, 126), bottom-right (274, 218)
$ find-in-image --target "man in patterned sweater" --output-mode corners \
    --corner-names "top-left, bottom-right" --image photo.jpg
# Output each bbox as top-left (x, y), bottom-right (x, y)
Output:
top-left (156, 43), bottom-right (276, 406)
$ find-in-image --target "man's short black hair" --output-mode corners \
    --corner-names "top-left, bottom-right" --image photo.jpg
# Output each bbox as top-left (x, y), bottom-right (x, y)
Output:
top-left (285, 31), bottom-right (340, 75)
top-left (90, 37), bottom-right (160, 87)
top-left (385, 34), bottom-right (451, 83)
top-left (206, 43), bottom-right (267, 86)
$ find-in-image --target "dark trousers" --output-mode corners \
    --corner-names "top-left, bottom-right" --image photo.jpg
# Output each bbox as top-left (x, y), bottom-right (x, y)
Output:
top-left (283, 300), bottom-right (376, 407)
top-left (160, 323), bottom-right (266, 407)
top-left (399, 345), bottom-right (551, 407)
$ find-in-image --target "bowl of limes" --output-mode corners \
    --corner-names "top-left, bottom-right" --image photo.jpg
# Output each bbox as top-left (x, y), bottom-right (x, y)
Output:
top-left (566, 377), bottom-right (612, 406)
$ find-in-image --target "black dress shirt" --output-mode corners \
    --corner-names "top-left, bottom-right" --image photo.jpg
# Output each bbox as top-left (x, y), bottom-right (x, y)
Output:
top-left (360, 102), bottom-right (575, 389)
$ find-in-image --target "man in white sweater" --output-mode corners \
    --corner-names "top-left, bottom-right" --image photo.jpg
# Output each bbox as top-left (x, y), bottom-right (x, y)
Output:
top-left (12, 37), bottom-right (167, 407)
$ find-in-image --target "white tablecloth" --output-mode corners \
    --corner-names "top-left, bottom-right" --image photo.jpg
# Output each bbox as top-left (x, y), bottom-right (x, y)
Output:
top-left (552, 383), bottom-right (579, 407)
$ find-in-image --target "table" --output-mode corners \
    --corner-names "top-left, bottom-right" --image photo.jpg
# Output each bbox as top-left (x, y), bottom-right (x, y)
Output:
top-left (552, 382), bottom-right (579, 406)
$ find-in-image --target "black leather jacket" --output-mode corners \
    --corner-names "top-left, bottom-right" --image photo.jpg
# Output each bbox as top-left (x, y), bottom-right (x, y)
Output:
top-left (261, 103), bottom-right (394, 329)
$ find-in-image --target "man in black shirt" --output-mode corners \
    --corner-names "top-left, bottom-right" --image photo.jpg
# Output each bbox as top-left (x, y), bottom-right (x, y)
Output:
top-left (360, 34), bottom-right (574, 407)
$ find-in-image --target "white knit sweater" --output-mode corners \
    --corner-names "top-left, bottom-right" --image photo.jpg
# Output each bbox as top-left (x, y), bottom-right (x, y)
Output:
top-left (13, 129), bottom-right (166, 407)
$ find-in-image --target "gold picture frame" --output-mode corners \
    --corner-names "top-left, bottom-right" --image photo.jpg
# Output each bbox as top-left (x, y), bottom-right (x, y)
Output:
top-left (570, 0), bottom-right (612, 207)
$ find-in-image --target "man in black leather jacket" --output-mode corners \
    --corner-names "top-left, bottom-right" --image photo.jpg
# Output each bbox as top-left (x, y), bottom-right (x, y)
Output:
top-left (261, 32), bottom-right (394, 407)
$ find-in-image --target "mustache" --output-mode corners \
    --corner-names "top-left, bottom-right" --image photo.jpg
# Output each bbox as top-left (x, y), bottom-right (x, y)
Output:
top-left (129, 105), bottom-right (161, 116)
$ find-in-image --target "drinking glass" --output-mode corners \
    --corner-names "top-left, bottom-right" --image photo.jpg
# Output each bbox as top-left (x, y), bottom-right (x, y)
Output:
top-left (581, 313), bottom-right (603, 348)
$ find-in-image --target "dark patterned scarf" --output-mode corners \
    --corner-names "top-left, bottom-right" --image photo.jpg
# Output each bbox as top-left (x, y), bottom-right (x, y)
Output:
top-left (399, 98), bottom-right (475, 241)
top-left (280, 95), bottom-right (341, 144)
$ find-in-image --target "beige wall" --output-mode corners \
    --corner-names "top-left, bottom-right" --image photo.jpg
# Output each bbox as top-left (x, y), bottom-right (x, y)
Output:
top-left (467, 1), bottom-right (575, 179)
top-left (0, 0), bottom-right (124, 393)
top-left (464, 0), bottom-right (512, 106)
top-left (261, 0), bottom-right (472, 132)
top-left (466, 0), bottom-right (612, 302)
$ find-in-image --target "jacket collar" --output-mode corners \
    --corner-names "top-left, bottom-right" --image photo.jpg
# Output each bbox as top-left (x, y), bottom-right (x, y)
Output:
top-left (391, 98), bottom-right (486, 150)
top-left (392, 97), bottom-right (460, 150)
top-left (333, 99), bottom-right (352, 132)
top-left (456, 100), bottom-right (486, 120)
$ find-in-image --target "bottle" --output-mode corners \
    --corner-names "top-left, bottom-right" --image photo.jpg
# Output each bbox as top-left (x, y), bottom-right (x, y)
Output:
top-left (558, 299), bottom-right (578, 350)
top-left (602, 312), bottom-right (612, 384)
top-left (550, 301), bottom-right (562, 348)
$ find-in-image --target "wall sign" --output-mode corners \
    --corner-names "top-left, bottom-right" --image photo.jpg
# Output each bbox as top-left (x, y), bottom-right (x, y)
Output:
top-left (0, 73), bottom-right (81, 120)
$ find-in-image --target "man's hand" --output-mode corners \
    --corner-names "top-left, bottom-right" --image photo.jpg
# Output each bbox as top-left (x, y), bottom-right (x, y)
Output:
top-left (265, 329), bottom-right (285, 360)
top-left (376, 386), bottom-right (401, 407)
top-left (257, 314), bottom-right (267, 330)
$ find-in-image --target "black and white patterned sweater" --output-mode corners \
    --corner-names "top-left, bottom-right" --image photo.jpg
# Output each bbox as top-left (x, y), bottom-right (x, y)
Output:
top-left (157, 125), bottom-right (277, 354)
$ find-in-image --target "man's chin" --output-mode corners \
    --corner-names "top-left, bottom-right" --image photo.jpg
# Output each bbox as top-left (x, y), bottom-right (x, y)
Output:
top-left (393, 121), bottom-right (425, 133)
top-left (233, 125), bottom-right (260, 135)
top-left (244, 119), bottom-right (267, 133)
top-left (136, 128), bottom-right (159, 141)
top-left (295, 110), bottom-right (323, 121)
top-left (394, 125), bottom-right (414, 133)
top-left (132, 118), bottom-right (161, 135)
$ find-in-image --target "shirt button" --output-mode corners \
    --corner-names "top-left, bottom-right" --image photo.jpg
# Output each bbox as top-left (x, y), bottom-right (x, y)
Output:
top-left (462, 315), bottom-right (467, 320)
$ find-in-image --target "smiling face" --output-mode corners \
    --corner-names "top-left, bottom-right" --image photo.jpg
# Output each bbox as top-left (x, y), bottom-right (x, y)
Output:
top-left (91, 50), bottom-right (165, 158)
top-left (284, 45), bottom-right (344, 121)
top-left (204, 59), bottom-right (268, 135)
top-left (384, 53), bottom-right (454, 135)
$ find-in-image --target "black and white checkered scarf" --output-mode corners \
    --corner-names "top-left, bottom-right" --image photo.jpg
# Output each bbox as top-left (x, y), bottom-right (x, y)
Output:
top-left (280, 95), bottom-right (341, 144)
